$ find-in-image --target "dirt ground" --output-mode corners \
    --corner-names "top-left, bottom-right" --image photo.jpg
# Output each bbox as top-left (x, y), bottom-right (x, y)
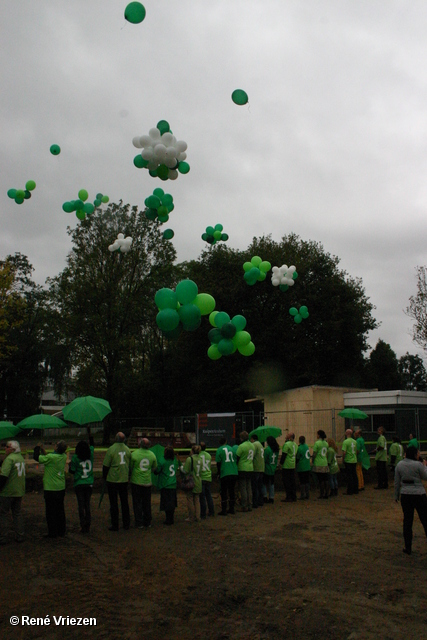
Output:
top-left (1, 473), bottom-right (426, 640)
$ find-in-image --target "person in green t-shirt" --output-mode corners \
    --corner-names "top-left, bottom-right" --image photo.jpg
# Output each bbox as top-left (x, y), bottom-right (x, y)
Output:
top-left (263, 436), bottom-right (279, 503)
top-left (215, 437), bottom-right (238, 515)
top-left (236, 431), bottom-right (255, 512)
top-left (130, 438), bottom-right (158, 529)
top-left (389, 436), bottom-right (404, 475)
top-left (182, 444), bottom-right (203, 522)
top-left (250, 434), bottom-right (265, 508)
top-left (408, 433), bottom-right (419, 450)
top-left (36, 440), bottom-right (68, 538)
top-left (296, 435), bottom-right (311, 500)
top-left (154, 446), bottom-right (179, 525)
top-left (341, 429), bottom-right (358, 496)
top-left (279, 432), bottom-right (298, 502)
top-left (69, 438), bottom-right (94, 534)
top-left (374, 427), bottom-right (388, 490)
top-left (312, 430), bottom-right (330, 499)
top-left (199, 442), bottom-right (215, 519)
top-left (326, 438), bottom-right (339, 497)
top-left (354, 429), bottom-right (370, 491)
top-left (0, 440), bottom-right (25, 544)
top-left (103, 432), bottom-right (131, 531)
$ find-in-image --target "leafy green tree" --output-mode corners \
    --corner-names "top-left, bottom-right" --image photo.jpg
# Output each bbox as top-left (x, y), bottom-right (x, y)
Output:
top-left (398, 352), bottom-right (427, 391)
top-left (47, 202), bottom-right (176, 442)
top-left (364, 339), bottom-right (402, 390)
top-left (406, 266), bottom-right (427, 352)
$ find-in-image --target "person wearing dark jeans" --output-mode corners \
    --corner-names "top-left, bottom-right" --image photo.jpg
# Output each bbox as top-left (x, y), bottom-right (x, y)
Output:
top-left (374, 427), bottom-right (388, 489)
top-left (103, 432), bottom-right (131, 531)
top-left (395, 445), bottom-right (427, 555)
top-left (44, 490), bottom-right (66, 537)
top-left (36, 441), bottom-right (68, 538)
top-left (107, 482), bottom-right (130, 530)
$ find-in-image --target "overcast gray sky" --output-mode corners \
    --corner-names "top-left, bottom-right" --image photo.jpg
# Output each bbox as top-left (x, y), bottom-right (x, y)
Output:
top-left (1, 0), bottom-right (427, 360)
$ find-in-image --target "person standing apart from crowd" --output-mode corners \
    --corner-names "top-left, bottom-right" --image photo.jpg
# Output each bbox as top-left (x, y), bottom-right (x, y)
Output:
top-left (312, 430), bottom-right (330, 499)
top-left (374, 427), bottom-right (388, 490)
top-left (263, 436), bottom-right (279, 503)
top-left (326, 438), bottom-right (340, 497)
top-left (280, 432), bottom-right (298, 502)
top-left (236, 431), bottom-right (255, 512)
top-left (155, 446), bottom-right (179, 525)
top-left (341, 429), bottom-right (358, 496)
top-left (35, 441), bottom-right (68, 538)
top-left (0, 440), bottom-right (25, 545)
top-left (103, 432), bottom-right (131, 532)
top-left (296, 435), bottom-right (311, 500)
top-left (389, 436), bottom-right (404, 476)
top-left (130, 438), bottom-right (157, 529)
top-left (183, 444), bottom-right (202, 522)
top-left (408, 433), bottom-right (419, 450)
top-left (354, 429), bottom-right (370, 491)
top-left (394, 446), bottom-right (427, 555)
top-left (216, 437), bottom-right (238, 515)
top-left (69, 438), bottom-right (94, 534)
top-left (250, 434), bottom-right (265, 508)
top-left (199, 442), bottom-right (215, 519)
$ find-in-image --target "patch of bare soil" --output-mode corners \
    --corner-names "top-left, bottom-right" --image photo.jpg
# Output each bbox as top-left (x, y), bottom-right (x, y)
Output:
top-left (1, 478), bottom-right (426, 640)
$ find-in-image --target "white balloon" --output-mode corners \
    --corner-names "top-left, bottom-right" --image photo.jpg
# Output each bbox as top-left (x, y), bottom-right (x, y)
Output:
top-left (154, 143), bottom-right (167, 159)
top-left (168, 169), bottom-right (178, 180)
top-left (149, 127), bottom-right (161, 140)
top-left (177, 152), bottom-right (187, 162)
top-left (161, 132), bottom-right (174, 146)
top-left (139, 135), bottom-right (152, 147)
top-left (108, 245), bottom-right (115, 252)
top-left (118, 233), bottom-right (124, 240)
top-left (164, 156), bottom-right (178, 168)
top-left (165, 146), bottom-right (177, 159)
top-left (147, 159), bottom-right (159, 171)
top-left (132, 136), bottom-right (142, 149)
top-left (175, 140), bottom-right (187, 152)
top-left (141, 147), bottom-right (154, 161)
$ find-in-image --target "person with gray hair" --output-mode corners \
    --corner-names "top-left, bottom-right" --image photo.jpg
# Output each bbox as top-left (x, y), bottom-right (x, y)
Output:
top-left (35, 441), bottom-right (68, 538)
top-left (130, 437), bottom-right (157, 529)
top-left (0, 440), bottom-right (25, 545)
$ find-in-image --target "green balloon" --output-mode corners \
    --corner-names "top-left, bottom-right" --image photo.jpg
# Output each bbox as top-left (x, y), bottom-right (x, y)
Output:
top-left (163, 229), bottom-right (174, 240)
top-left (176, 279), bottom-right (198, 305)
top-left (14, 197), bottom-right (24, 205)
top-left (214, 311), bottom-right (231, 328)
top-left (208, 344), bottom-right (222, 360)
top-left (124, 2), bottom-right (146, 24)
top-left (251, 256), bottom-right (262, 267)
top-left (145, 208), bottom-right (157, 220)
top-left (158, 205), bottom-right (168, 217)
top-left (134, 155), bottom-right (148, 168)
top-left (101, 195), bottom-right (109, 203)
top-left (213, 230), bottom-right (222, 240)
top-left (289, 307), bottom-right (298, 317)
top-left (83, 202), bottom-right (94, 214)
top-left (217, 339), bottom-right (235, 356)
top-left (161, 194), bottom-right (173, 206)
top-left (231, 315), bottom-right (246, 331)
top-left (194, 293), bottom-right (216, 316)
top-left (153, 188), bottom-right (164, 198)
top-left (206, 226), bottom-right (215, 235)
top-left (234, 330), bottom-right (251, 348)
top-left (62, 202), bottom-right (74, 213)
top-left (221, 322), bottom-right (237, 339)
top-left (145, 195), bottom-right (161, 209)
top-left (7, 189), bottom-right (17, 199)
top-left (25, 180), bottom-right (36, 191)
top-left (257, 271), bottom-right (267, 282)
top-left (16, 189), bottom-right (25, 199)
top-left (156, 308), bottom-right (180, 332)
top-left (149, 169), bottom-right (158, 178)
top-left (155, 288), bottom-right (177, 310)
top-left (292, 271), bottom-right (298, 280)
top-left (23, 190), bottom-right (31, 200)
top-left (178, 303), bottom-right (201, 331)
top-left (279, 284), bottom-right (289, 292)
top-left (214, 223), bottom-right (223, 232)
top-left (259, 261), bottom-right (271, 273)
top-left (209, 311), bottom-right (218, 327)
top-left (243, 261), bottom-right (253, 273)
top-left (299, 306), bottom-right (309, 319)
top-left (157, 120), bottom-right (170, 135)
top-left (201, 233), bottom-right (208, 241)
top-left (178, 162), bottom-right (190, 174)
top-left (232, 89), bottom-right (248, 105)
top-left (157, 164), bottom-right (169, 180)
top-left (76, 210), bottom-right (86, 220)
top-left (50, 144), bottom-right (60, 155)
top-left (221, 233), bottom-right (229, 241)
top-left (294, 314), bottom-right (303, 324)
top-left (208, 328), bottom-right (222, 344)
top-left (96, 193), bottom-right (103, 199)
top-left (238, 341), bottom-right (255, 356)
top-left (94, 199), bottom-right (101, 207)
top-left (78, 189), bottom-right (88, 202)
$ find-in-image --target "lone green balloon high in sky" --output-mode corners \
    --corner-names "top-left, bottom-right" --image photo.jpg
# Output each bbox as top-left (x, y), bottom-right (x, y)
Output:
top-left (232, 89), bottom-right (248, 105)
top-left (124, 2), bottom-right (146, 24)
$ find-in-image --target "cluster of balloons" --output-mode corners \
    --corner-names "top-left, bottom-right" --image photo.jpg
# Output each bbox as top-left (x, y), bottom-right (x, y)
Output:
top-left (271, 264), bottom-right (298, 291)
top-left (232, 89), bottom-right (249, 105)
top-left (7, 180), bottom-right (36, 205)
top-left (62, 191), bottom-right (109, 220)
top-left (144, 188), bottom-right (175, 241)
top-left (50, 144), bottom-right (61, 155)
top-left (133, 120), bottom-right (189, 181)
top-left (124, 2), bottom-right (146, 23)
top-left (207, 312), bottom-right (255, 359)
top-left (202, 224), bottom-right (229, 245)
top-left (155, 280), bottom-right (215, 339)
top-left (108, 233), bottom-right (133, 254)
top-left (243, 256), bottom-right (272, 285)
top-left (289, 306), bottom-right (309, 324)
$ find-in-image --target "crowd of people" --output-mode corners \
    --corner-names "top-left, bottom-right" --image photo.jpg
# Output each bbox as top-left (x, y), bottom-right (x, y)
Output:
top-left (1, 427), bottom-right (427, 554)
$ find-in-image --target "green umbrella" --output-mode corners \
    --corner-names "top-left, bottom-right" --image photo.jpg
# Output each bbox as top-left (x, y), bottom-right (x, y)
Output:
top-left (338, 408), bottom-right (368, 420)
top-left (16, 414), bottom-right (67, 430)
top-left (248, 425), bottom-right (282, 442)
top-left (0, 422), bottom-right (21, 440)
top-left (62, 395), bottom-right (112, 425)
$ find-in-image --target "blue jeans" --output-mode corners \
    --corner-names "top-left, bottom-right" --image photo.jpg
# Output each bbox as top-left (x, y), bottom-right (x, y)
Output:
top-left (200, 481), bottom-right (215, 517)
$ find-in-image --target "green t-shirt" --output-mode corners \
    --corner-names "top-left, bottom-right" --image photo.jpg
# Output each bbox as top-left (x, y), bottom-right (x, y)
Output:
top-left (157, 458), bottom-right (179, 490)
top-left (38, 452), bottom-right (67, 491)
top-left (389, 442), bottom-right (404, 465)
top-left (327, 447), bottom-right (339, 474)
top-left (296, 443), bottom-right (311, 472)
top-left (0, 452), bottom-right (25, 497)
top-left (183, 454), bottom-right (202, 494)
top-left (282, 440), bottom-right (297, 469)
top-left (312, 439), bottom-right (329, 467)
top-left (199, 450), bottom-right (212, 481)
top-left (356, 437), bottom-right (371, 470)
top-left (252, 440), bottom-right (265, 472)
top-left (408, 437), bottom-right (419, 449)
top-left (103, 442), bottom-right (131, 483)
top-left (342, 437), bottom-right (357, 464)
top-left (264, 446), bottom-right (279, 476)
top-left (236, 440), bottom-right (255, 472)
top-left (215, 445), bottom-right (238, 478)
top-left (69, 446), bottom-right (94, 487)
top-left (130, 448), bottom-right (157, 486)
top-left (375, 435), bottom-right (387, 462)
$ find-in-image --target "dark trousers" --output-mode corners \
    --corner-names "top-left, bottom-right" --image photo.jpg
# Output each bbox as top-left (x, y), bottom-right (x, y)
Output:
top-left (263, 474), bottom-right (275, 499)
top-left (282, 468), bottom-right (297, 501)
top-left (344, 463), bottom-right (359, 495)
top-left (131, 484), bottom-right (152, 527)
top-left (75, 485), bottom-right (92, 532)
top-left (107, 482), bottom-right (130, 530)
top-left (200, 480), bottom-right (215, 517)
top-left (44, 490), bottom-right (66, 537)
top-left (251, 471), bottom-right (264, 507)
top-left (401, 493), bottom-right (427, 552)
top-left (220, 475), bottom-right (237, 512)
top-left (376, 461), bottom-right (388, 488)
top-left (0, 496), bottom-right (24, 543)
